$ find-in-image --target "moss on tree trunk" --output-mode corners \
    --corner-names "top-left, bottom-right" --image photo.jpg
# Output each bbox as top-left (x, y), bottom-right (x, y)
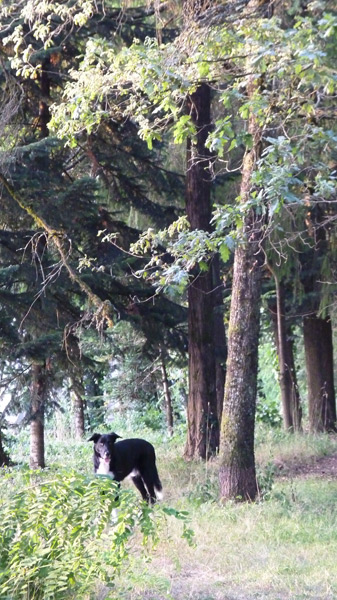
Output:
top-left (219, 54), bottom-right (264, 500)
top-left (219, 221), bottom-right (263, 501)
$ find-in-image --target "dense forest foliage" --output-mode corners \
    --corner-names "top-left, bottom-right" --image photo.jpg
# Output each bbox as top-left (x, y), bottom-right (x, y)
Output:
top-left (0, 0), bottom-right (337, 501)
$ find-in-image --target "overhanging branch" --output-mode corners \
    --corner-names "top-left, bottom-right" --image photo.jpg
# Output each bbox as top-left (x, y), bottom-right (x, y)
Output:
top-left (0, 173), bottom-right (114, 327)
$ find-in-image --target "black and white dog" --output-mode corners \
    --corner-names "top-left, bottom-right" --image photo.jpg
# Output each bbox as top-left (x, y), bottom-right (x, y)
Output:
top-left (88, 432), bottom-right (163, 504)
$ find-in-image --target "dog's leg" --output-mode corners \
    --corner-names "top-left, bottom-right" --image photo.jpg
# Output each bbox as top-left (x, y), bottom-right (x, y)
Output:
top-left (131, 474), bottom-right (150, 503)
top-left (140, 471), bottom-right (157, 505)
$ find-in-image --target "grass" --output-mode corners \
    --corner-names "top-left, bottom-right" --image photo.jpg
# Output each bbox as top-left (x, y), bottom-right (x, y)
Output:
top-left (255, 426), bottom-right (337, 471)
top-left (113, 478), bottom-right (337, 600)
top-left (3, 425), bottom-right (337, 600)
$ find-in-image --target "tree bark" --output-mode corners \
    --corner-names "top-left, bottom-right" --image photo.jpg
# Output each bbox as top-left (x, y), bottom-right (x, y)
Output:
top-left (303, 314), bottom-right (336, 432)
top-left (184, 82), bottom-right (219, 459)
top-left (212, 253), bottom-right (227, 423)
top-left (0, 427), bottom-right (10, 466)
top-left (160, 348), bottom-right (174, 436)
top-left (70, 377), bottom-right (85, 439)
top-left (269, 276), bottom-right (302, 431)
top-left (68, 334), bottom-right (86, 438)
top-left (219, 209), bottom-right (263, 501)
top-left (219, 57), bottom-right (264, 500)
top-left (30, 362), bottom-right (47, 469)
top-left (298, 191), bottom-right (336, 433)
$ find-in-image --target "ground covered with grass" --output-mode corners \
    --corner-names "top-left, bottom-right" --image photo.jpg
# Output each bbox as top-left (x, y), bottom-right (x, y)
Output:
top-left (113, 428), bottom-right (337, 600)
top-left (3, 427), bottom-right (337, 600)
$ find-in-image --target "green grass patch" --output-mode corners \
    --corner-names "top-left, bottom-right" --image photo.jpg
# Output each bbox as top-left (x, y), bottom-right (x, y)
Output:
top-left (114, 477), bottom-right (337, 600)
top-left (113, 429), bottom-right (337, 600)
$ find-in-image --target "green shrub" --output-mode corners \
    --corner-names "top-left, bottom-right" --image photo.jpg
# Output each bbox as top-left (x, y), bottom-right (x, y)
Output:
top-left (256, 394), bottom-right (282, 427)
top-left (138, 402), bottom-right (165, 431)
top-left (0, 468), bottom-right (192, 599)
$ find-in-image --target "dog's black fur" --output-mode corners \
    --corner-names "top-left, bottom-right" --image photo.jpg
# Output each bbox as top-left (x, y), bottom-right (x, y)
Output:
top-left (88, 432), bottom-right (163, 504)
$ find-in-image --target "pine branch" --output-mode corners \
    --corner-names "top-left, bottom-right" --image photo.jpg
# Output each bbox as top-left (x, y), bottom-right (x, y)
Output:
top-left (0, 173), bottom-right (114, 327)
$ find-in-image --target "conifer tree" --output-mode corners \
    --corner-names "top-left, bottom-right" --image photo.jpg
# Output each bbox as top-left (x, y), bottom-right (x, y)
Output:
top-left (0, 1), bottom-right (187, 460)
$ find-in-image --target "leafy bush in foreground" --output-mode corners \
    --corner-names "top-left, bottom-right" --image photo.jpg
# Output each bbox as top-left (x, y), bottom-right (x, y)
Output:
top-left (0, 468), bottom-right (192, 599)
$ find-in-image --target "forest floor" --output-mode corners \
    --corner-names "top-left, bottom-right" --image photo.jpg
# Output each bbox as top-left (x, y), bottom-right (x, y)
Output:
top-left (277, 452), bottom-right (337, 479)
top-left (5, 428), bottom-right (337, 600)
top-left (111, 433), bottom-right (337, 600)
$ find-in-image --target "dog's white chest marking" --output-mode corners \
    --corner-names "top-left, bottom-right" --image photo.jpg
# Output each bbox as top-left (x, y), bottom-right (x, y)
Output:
top-left (97, 457), bottom-right (115, 478)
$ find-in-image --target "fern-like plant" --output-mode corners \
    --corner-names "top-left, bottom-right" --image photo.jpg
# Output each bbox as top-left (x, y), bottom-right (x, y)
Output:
top-left (0, 468), bottom-right (192, 599)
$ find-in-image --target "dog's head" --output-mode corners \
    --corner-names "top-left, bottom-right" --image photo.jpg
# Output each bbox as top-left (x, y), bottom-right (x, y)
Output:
top-left (88, 432), bottom-right (121, 464)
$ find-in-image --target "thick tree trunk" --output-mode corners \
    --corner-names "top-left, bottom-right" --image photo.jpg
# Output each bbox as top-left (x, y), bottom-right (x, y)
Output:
top-left (219, 56), bottom-right (264, 500)
top-left (30, 362), bottom-right (47, 469)
top-left (186, 268), bottom-right (218, 458)
top-left (299, 195), bottom-right (335, 432)
top-left (270, 277), bottom-right (302, 431)
top-left (160, 348), bottom-right (174, 436)
top-left (303, 314), bottom-right (336, 432)
top-left (219, 210), bottom-right (263, 501)
top-left (184, 83), bottom-right (219, 459)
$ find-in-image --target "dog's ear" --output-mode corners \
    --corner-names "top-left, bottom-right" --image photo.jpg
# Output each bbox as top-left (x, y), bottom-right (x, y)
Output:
top-left (88, 433), bottom-right (101, 443)
top-left (109, 432), bottom-right (121, 443)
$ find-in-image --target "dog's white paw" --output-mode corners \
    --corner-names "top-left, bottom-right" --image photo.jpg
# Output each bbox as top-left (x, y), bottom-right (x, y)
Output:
top-left (155, 489), bottom-right (163, 501)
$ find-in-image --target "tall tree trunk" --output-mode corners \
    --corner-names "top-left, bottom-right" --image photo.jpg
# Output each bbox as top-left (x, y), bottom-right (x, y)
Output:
top-left (303, 314), bottom-right (336, 432)
top-left (212, 253), bottom-right (227, 423)
top-left (184, 82), bottom-right (219, 459)
top-left (219, 46), bottom-right (264, 500)
top-left (299, 192), bottom-right (336, 433)
top-left (160, 348), bottom-right (174, 436)
top-left (30, 362), bottom-right (47, 469)
top-left (219, 212), bottom-right (264, 501)
top-left (269, 275), bottom-right (302, 431)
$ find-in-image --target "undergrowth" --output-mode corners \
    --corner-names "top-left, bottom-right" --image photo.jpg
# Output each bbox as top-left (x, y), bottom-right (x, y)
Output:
top-left (2, 426), bottom-right (337, 599)
top-left (0, 465), bottom-right (193, 600)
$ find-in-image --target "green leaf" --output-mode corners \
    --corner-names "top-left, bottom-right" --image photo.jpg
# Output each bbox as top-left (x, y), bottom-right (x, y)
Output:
top-left (219, 243), bottom-right (230, 263)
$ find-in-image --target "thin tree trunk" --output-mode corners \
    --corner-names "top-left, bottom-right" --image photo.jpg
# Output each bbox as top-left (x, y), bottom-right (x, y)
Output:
top-left (287, 335), bottom-right (302, 432)
top-left (70, 377), bottom-right (85, 439)
top-left (160, 348), bottom-right (174, 436)
top-left (68, 334), bottom-right (86, 438)
top-left (0, 427), bottom-right (10, 466)
top-left (303, 314), bottom-right (336, 432)
top-left (30, 362), bottom-right (47, 469)
top-left (212, 253), bottom-right (227, 423)
top-left (269, 274), bottom-right (302, 431)
top-left (184, 82), bottom-right (219, 459)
